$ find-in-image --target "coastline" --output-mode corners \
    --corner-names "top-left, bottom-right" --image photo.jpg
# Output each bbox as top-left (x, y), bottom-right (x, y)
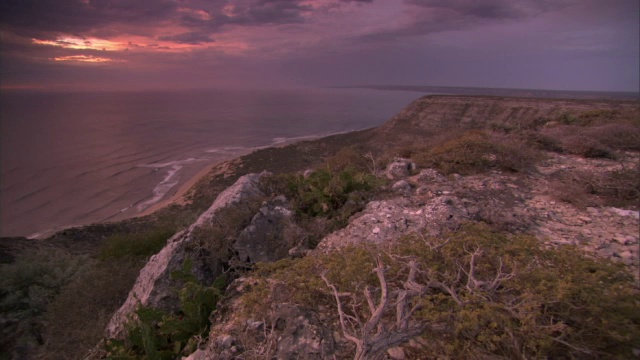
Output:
top-left (132, 133), bottom-right (319, 219)
top-left (134, 162), bottom-right (219, 218)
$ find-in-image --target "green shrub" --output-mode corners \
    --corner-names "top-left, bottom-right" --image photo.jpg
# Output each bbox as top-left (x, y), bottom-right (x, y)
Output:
top-left (261, 167), bottom-right (382, 222)
top-left (98, 227), bottom-right (177, 260)
top-left (0, 249), bottom-right (89, 358)
top-left (239, 223), bottom-right (639, 359)
top-left (104, 261), bottom-right (226, 359)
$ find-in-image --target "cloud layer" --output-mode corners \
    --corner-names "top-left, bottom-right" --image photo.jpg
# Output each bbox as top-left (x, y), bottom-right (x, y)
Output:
top-left (0, 0), bottom-right (637, 91)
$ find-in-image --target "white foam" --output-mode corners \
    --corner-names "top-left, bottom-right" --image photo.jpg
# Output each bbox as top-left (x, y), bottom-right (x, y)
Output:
top-left (139, 157), bottom-right (203, 168)
top-left (205, 146), bottom-right (248, 154)
top-left (136, 164), bottom-right (182, 212)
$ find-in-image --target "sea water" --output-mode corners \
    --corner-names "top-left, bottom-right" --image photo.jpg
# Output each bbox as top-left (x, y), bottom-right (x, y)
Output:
top-left (0, 88), bottom-right (420, 238)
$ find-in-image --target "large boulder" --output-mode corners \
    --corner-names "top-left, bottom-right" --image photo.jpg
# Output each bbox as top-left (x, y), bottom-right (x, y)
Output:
top-left (105, 172), bottom-right (268, 339)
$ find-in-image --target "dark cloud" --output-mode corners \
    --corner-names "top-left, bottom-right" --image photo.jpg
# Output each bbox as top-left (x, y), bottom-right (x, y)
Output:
top-left (220, 0), bottom-right (311, 26)
top-left (0, 0), bottom-right (178, 38)
top-left (360, 0), bottom-right (570, 41)
top-left (0, 0), bottom-right (339, 42)
top-left (157, 32), bottom-right (215, 44)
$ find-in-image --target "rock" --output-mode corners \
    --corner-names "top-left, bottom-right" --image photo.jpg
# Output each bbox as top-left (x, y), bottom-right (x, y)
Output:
top-left (613, 234), bottom-right (628, 245)
top-left (316, 196), bottom-right (470, 251)
top-left (386, 158), bottom-right (416, 179)
top-left (104, 172), bottom-right (268, 340)
top-left (388, 346), bottom-right (406, 359)
top-left (270, 304), bottom-right (335, 360)
top-left (182, 349), bottom-right (209, 360)
top-left (217, 334), bottom-right (235, 349)
top-left (234, 196), bottom-right (297, 264)
top-left (392, 180), bottom-right (412, 192)
top-left (304, 169), bottom-right (315, 178)
top-left (619, 250), bottom-right (633, 260)
top-left (416, 168), bottom-right (447, 183)
top-left (607, 207), bottom-right (640, 219)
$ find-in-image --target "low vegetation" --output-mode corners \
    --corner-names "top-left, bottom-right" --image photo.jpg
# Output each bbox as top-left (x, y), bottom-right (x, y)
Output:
top-left (104, 261), bottom-right (226, 359)
top-left (409, 130), bottom-right (539, 175)
top-left (0, 249), bottom-right (90, 358)
top-left (238, 223), bottom-right (640, 359)
top-left (0, 226), bottom-right (179, 359)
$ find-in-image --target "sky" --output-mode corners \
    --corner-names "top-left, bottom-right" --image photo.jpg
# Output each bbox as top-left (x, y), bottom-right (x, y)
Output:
top-left (0, 0), bottom-right (638, 92)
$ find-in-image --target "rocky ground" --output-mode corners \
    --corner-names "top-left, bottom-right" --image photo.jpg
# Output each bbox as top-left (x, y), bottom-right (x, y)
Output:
top-left (319, 154), bottom-right (639, 271)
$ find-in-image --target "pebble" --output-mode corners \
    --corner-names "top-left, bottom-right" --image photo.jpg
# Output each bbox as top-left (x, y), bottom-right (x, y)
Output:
top-left (619, 251), bottom-right (633, 260)
top-left (372, 227), bottom-right (381, 235)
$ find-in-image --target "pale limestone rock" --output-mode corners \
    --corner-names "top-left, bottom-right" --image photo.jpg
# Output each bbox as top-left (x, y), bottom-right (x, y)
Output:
top-left (386, 158), bottom-right (416, 179)
top-left (105, 172), bottom-right (267, 339)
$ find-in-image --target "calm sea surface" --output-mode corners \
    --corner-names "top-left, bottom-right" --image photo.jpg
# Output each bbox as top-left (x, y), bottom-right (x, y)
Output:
top-left (0, 88), bottom-right (420, 238)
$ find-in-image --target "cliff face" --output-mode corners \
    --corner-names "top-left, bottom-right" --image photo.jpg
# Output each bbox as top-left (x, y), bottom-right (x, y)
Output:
top-left (379, 95), bottom-right (634, 132)
top-left (83, 96), bottom-right (639, 359)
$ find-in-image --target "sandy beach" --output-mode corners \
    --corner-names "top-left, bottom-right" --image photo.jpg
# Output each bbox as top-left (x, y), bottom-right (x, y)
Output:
top-left (134, 162), bottom-right (220, 218)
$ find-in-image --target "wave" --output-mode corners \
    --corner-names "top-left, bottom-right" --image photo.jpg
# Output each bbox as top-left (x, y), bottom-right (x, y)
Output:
top-left (139, 157), bottom-right (204, 169)
top-left (135, 164), bottom-right (182, 212)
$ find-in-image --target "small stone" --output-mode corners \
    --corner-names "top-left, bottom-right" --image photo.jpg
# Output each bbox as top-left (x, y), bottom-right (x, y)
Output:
top-left (387, 347), bottom-right (406, 359)
top-left (613, 234), bottom-right (628, 245)
top-left (578, 216), bottom-right (592, 223)
top-left (392, 180), bottom-right (412, 192)
top-left (246, 319), bottom-right (264, 332)
top-left (217, 335), bottom-right (235, 349)
top-left (372, 227), bottom-right (381, 234)
top-left (619, 250), bottom-right (633, 260)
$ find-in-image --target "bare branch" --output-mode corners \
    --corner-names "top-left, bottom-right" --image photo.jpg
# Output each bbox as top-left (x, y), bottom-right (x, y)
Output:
top-left (320, 272), bottom-right (362, 347)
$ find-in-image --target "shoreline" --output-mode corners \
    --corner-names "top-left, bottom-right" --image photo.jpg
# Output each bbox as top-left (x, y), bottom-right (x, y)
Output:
top-left (134, 162), bottom-right (220, 218)
top-left (132, 133), bottom-right (321, 219)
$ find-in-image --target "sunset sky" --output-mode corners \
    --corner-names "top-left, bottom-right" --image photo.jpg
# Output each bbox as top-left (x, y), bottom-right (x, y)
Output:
top-left (1, 0), bottom-right (638, 91)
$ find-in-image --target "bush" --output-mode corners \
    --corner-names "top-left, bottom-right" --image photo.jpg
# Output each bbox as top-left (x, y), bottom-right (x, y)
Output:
top-left (98, 227), bottom-right (177, 260)
top-left (551, 165), bottom-right (640, 209)
top-left (0, 249), bottom-right (89, 358)
top-left (412, 131), bottom-right (538, 174)
top-left (239, 223), bottom-right (639, 359)
top-left (261, 166), bottom-right (381, 221)
top-left (41, 260), bottom-right (141, 359)
top-left (104, 261), bottom-right (226, 359)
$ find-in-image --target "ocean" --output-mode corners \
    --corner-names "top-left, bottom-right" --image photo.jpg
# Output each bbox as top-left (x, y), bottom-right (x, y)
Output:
top-left (0, 88), bottom-right (421, 238)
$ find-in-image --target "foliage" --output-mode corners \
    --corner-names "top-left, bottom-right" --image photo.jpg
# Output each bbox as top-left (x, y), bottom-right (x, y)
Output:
top-left (98, 227), bottom-right (177, 260)
top-left (551, 164), bottom-right (640, 209)
top-left (0, 249), bottom-right (89, 358)
top-left (42, 260), bottom-right (141, 359)
top-left (260, 166), bottom-right (382, 244)
top-left (104, 261), bottom-right (226, 359)
top-left (412, 131), bottom-right (538, 174)
top-left (240, 223), bottom-right (639, 359)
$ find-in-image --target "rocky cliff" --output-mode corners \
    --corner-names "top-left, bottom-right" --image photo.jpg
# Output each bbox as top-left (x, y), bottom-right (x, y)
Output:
top-left (3, 95), bottom-right (638, 360)
top-left (90, 95), bottom-right (639, 359)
